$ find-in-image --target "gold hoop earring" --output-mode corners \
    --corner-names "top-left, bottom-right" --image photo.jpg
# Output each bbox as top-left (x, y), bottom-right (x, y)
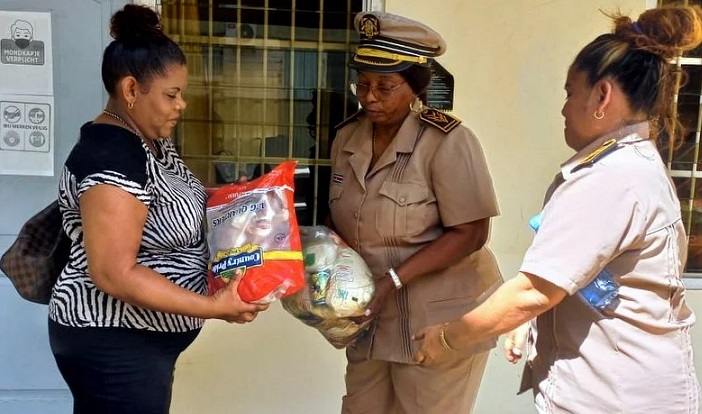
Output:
top-left (128, 101), bottom-right (134, 110)
top-left (409, 97), bottom-right (424, 114)
top-left (594, 110), bottom-right (605, 120)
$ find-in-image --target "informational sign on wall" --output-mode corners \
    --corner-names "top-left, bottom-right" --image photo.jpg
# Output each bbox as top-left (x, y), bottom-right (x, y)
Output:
top-left (0, 10), bottom-right (54, 176)
top-left (426, 61), bottom-right (454, 111)
top-left (0, 94), bottom-right (53, 151)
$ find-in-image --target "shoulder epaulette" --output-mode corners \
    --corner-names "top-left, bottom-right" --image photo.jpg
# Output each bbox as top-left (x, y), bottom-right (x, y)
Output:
top-left (335, 109), bottom-right (365, 130)
top-left (419, 108), bottom-right (461, 133)
top-left (571, 138), bottom-right (621, 173)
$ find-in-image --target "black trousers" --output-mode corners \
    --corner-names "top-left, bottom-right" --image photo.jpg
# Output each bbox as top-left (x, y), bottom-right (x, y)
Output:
top-left (49, 319), bottom-right (200, 414)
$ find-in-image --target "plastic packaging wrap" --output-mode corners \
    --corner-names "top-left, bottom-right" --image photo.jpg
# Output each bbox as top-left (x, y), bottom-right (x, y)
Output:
top-left (206, 162), bottom-right (305, 303)
top-left (281, 226), bottom-right (375, 348)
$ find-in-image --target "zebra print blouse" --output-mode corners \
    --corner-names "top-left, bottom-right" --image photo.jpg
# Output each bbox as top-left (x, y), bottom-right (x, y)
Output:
top-left (48, 123), bottom-right (208, 332)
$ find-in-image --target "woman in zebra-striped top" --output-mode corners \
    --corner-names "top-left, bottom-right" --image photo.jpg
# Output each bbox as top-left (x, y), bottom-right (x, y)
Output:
top-left (47, 5), bottom-right (268, 414)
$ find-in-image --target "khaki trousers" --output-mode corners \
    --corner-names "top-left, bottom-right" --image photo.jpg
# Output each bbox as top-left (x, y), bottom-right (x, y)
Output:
top-left (341, 351), bottom-right (490, 414)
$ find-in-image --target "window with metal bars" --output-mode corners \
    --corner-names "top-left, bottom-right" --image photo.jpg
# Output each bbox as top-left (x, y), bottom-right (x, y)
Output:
top-left (159, 0), bottom-right (362, 225)
top-left (657, 0), bottom-right (702, 276)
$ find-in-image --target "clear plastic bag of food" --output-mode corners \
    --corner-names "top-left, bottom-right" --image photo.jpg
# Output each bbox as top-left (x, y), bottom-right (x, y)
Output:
top-left (281, 226), bottom-right (375, 348)
top-left (206, 161), bottom-right (305, 304)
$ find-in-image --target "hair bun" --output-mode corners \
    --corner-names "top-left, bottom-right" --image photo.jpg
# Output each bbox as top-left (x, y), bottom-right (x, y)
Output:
top-left (613, 5), bottom-right (702, 60)
top-left (110, 4), bottom-right (164, 43)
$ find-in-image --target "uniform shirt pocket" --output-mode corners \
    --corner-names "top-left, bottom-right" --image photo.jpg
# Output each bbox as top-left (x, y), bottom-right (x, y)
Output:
top-left (376, 182), bottom-right (436, 237)
top-left (330, 184), bottom-right (344, 204)
top-left (329, 185), bottom-right (349, 236)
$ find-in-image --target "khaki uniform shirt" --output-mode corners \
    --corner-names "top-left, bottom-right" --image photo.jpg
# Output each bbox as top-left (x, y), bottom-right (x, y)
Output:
top-left (330, 110), bottom-right (502, 363)
top-left (520, 122), bottom-right (699, 413)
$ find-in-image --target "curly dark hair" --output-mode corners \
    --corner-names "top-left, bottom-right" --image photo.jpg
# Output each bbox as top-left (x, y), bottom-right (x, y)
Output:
top-left (398, 64), bottom-right (433, 103)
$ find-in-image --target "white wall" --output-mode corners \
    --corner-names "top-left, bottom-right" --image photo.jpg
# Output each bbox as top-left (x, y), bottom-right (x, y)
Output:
top-left (170, 2), bottom-right (693, 414)
top-left (171, 307), bottom-right (348, 414)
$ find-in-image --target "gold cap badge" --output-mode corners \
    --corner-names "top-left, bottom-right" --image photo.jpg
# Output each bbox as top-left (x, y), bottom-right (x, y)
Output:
top-left (359, 14), bottom-right (380, 39)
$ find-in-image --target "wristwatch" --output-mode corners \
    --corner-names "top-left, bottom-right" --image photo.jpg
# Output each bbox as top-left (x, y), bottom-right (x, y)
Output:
top-left (386, 267), bottom-right (402, 290)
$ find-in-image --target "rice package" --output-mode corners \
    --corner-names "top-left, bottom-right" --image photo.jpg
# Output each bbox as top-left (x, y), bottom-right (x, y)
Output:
top-left (206, 161), bottom-right (305, 303)
top-left (281, 226), bottom-right (375, 348)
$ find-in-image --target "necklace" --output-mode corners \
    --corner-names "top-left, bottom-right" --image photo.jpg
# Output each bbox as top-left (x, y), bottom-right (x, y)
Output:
top-left (102, 109), bottom-right (159, 155)
top-left (102, 109), bottom-right (140, 137)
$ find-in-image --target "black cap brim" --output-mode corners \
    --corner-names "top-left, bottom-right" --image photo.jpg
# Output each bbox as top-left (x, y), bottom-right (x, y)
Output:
top-left (349, 53), bottom-right (421, 73)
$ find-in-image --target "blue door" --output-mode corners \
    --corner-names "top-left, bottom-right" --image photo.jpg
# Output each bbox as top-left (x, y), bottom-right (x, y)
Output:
top-left (0, 0), bottom-right (127, 412)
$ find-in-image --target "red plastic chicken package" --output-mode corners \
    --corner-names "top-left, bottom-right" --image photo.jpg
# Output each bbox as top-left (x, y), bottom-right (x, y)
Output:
top-left (206, 161), bottom-right (305, 303)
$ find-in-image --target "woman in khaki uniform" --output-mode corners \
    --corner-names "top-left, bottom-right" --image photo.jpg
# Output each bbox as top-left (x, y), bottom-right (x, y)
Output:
top-left (329, 11), bottom-right (503, 414)
top-left (415, 5), bottom-right (702, 414)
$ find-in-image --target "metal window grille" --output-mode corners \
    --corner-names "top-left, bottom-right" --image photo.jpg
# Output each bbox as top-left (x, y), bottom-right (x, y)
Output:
top-left (658, 0), bottom-right (702, 276)
top-left (159, 0), bottom-right (362, 225)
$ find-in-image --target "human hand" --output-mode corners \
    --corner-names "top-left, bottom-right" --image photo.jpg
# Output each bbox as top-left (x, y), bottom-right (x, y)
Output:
top-left (411, 323), bottom-right (449, 366)
top-left (503, 322), bottom-right (530, 364)
top-left (209, 274), bottom-right (270, 323)
top-left (351, 276), bottom-right (394, 324)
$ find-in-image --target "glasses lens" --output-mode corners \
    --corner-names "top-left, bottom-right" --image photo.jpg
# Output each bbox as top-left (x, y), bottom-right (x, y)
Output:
top-left (349, 83), bottom-right (398, 100)
top-left (351, 83), bottom-right (375, 98)
top-left (376, 86), bottom-right (392, 99)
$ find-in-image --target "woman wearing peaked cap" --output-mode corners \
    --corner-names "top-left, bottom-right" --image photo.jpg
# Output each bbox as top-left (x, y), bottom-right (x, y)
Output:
top-left (414, 4), bottom-right (702, 413)
top-left (328, 11), bottom-right (503, 414)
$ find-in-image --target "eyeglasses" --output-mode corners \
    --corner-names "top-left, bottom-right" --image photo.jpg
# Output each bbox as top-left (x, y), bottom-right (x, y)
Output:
top-left (349, 81), bottom-right (406, 100)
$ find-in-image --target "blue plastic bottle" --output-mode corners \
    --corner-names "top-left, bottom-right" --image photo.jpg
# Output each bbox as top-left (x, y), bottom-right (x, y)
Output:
top-left (529, 213), bottom-right (618, 311)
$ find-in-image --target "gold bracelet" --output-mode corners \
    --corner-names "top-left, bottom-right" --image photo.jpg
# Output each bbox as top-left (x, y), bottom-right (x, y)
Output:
top-left (439, 322), bottom-right (455, 351)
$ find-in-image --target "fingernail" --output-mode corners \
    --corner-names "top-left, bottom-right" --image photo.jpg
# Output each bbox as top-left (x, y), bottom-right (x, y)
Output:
top-left (512, 348), bottom-right (522, 356)
top-left (364, 309), bottom-right (371, 317)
